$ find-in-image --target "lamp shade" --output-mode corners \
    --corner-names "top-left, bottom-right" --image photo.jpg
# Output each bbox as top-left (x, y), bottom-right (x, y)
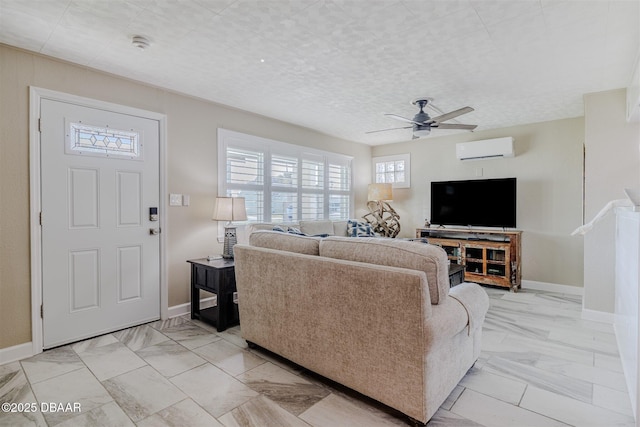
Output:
top-left (212, 197), bottom-right (247, 221)
top-left (367, 183), bottom-right (393, 201)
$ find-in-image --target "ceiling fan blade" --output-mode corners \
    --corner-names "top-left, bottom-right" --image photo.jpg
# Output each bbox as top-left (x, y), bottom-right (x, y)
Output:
top-left (365, 126), bottom-right (413, 134)
top-left (430, 106), bottom-right (474, 123)
top-left (432, 123), bottom-right (477, 131)
top-left (384, 113), bottom-right (422, 125)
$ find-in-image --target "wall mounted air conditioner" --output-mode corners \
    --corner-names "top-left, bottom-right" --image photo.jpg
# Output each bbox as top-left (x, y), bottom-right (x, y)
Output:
top-left (456, 137), bottom-right (515, 161)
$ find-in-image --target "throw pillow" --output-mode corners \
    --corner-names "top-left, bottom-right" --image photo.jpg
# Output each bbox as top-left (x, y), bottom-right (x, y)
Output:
top-left (347, 219), bottom-right (375, 237)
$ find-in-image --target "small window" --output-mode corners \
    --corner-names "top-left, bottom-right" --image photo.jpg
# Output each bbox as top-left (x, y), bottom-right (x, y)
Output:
top-left (372, 154), bottom-right (410, 188)
top-left (68, 122), bottom-right (140, 159)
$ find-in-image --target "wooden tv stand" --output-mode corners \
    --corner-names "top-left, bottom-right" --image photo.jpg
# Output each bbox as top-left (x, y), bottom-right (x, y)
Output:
top-left (415, 227), bottom-right (522, 291)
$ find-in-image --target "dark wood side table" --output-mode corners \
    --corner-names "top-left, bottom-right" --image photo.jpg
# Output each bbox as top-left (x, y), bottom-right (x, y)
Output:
top-left (187, 258), bottom-right (239, 332)
top-left (449, 264), bottom-right (466, 287)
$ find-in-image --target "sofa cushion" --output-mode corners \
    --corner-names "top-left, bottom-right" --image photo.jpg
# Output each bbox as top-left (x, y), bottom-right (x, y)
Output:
top-left (276, 225), bottom-right (307, 235)
top-left (319, 236), bottom-right (450, 305)
top-left (249, 230), bottom-right (320, 255)
top-left (272, 225), bottom-right (288, 233)
top-left (299, 220), bottom-right (334, 236)
top-left (249, 221), bottom-right (346, 237)
top-left (332, 221), bottom-right (348, 236)
top-left (246, 222), bottom-right (300, 235)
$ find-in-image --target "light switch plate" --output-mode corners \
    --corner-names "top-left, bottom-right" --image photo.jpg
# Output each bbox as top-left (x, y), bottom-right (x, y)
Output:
top-left (169, 194), bottom-right (182, 206)
top-left (182, 195), bottom-right (190, 206)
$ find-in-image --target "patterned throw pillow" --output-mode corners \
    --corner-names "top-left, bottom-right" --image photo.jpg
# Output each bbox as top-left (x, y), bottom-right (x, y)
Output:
top-left (347, 219), bottom-right (375, 237)
top-left (272, 225), bottom-right (288, 233)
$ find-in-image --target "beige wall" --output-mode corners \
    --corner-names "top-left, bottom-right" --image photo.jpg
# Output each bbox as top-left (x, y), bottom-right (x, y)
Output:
top-left (372, 117), bottom-right (585, 288)
top-left (3, 41), bottom-right (631, 351)
top-left (0, 44), bottom-right (371, 350)
top-left (583, 89), bottom-right (640, 313)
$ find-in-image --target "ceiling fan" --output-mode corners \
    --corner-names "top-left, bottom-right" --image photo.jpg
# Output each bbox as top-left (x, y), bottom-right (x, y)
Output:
top-left (367, 98), bottom-right (477, 139)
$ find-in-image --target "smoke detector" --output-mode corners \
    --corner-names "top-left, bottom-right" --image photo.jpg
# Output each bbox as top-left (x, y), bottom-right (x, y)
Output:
top-left (132, 35), bottom-right (151, 50)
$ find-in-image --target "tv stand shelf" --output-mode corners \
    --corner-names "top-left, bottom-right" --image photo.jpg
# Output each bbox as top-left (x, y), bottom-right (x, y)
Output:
top-left (416, 228), bottom-right (522, 291)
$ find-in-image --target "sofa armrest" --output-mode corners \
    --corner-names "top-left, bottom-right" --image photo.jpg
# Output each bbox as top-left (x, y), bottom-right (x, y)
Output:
top-left (448, 283), bottom-right (490, 335)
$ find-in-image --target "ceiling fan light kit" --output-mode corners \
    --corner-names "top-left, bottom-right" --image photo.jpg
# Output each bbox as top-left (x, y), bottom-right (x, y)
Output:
top-left (413, 126), bottom-right (431, 137)
top-left (368, 97), bottom-right (477, 139)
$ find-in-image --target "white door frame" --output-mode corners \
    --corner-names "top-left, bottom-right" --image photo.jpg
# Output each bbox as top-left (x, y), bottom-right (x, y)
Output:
top-left (29, 87), bottom-right (168, 355)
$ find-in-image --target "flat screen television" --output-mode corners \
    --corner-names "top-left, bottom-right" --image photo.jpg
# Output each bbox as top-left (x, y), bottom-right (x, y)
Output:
top-left (430, 178), bottom-right (517, 228)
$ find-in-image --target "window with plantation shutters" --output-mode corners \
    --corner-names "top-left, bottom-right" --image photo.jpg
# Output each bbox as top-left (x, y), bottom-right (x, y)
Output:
top-left (328, 160), bottom-right (351, 220)
top-left (271, 154), bottom-right (297, 222)
top-left (301, 155), bottom-right (324, 220)
top-left (224, 146), bottom-right (265, 222)
top-left (218, 129), bottom-right (353, 224)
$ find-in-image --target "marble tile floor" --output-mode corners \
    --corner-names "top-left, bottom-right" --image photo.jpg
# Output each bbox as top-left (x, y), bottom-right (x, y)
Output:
top-left (0, 288), bottom-right (636, 426)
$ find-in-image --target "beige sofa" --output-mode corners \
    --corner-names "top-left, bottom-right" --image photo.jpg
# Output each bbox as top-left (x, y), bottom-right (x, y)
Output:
top-left (233, 231), bottom-right (489, 425)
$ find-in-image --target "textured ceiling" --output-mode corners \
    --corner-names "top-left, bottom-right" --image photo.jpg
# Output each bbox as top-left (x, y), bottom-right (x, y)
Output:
top-left (1, 0), bottom-right (638, 145)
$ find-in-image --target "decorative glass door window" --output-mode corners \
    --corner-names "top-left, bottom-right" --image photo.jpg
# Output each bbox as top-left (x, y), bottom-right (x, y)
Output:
top-left (68, 122), bottom-right (140, 159)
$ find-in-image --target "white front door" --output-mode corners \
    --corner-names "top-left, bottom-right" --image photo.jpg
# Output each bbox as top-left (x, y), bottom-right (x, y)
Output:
top-left (40, 98), bottom-right (160, 348)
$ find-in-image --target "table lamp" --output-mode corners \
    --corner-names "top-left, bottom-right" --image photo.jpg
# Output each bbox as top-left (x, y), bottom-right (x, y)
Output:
top-left (212, 196), bottom-right (247, 259)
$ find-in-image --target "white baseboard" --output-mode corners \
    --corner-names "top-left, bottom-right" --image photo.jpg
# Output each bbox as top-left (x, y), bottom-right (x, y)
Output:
top-left (168, 296), bottom-right (216, 319)
top-left (581, 308), bottom-right (615, 324)
top-left (521, 280), bottom-right (584, 296)
top-left (0, 342), bottom-right (34, 365)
